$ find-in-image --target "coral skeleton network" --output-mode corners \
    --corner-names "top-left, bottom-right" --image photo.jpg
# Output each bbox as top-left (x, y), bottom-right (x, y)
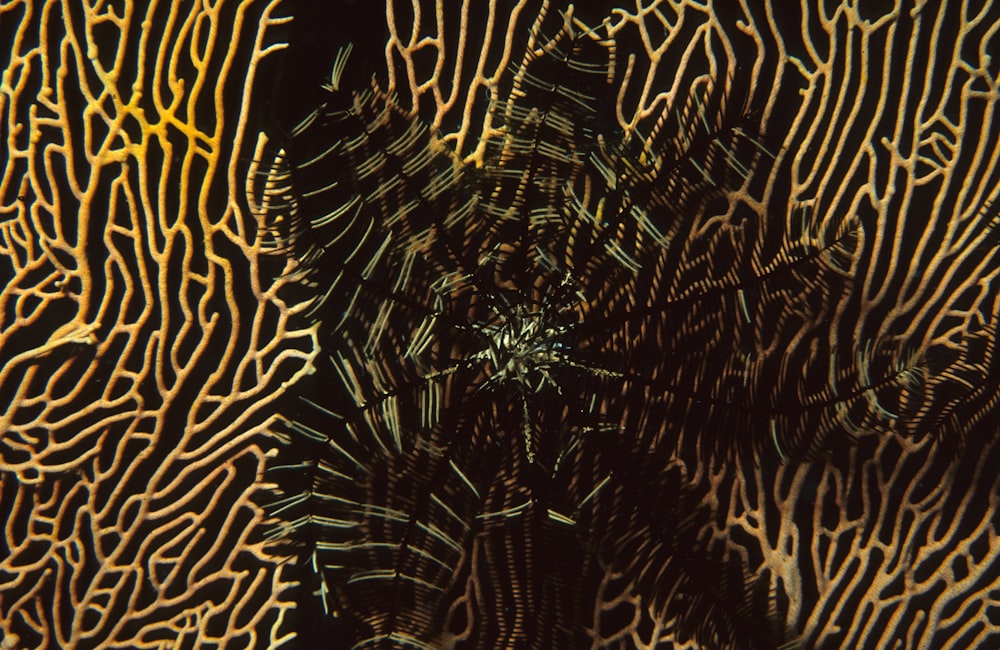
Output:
top-left (1, 1), bottom-right (999, 649)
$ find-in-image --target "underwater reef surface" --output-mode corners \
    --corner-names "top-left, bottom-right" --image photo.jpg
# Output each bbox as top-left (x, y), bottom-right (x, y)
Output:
top-left (1, 1), bottom-right (999, 649)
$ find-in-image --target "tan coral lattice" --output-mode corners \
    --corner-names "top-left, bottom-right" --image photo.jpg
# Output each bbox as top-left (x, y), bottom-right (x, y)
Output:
top-left (0, 1), bottom-right (316, 647)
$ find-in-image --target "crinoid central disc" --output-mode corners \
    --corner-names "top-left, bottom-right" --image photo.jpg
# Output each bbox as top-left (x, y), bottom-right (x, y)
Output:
top-left (413, 268), bottom-right (605, 463)
top-left (467, 279), bottom-right (584, 394)
top-left (484, 305), bottom-right (566, 382)
top-left (475, 303), bottom-right (569, 390)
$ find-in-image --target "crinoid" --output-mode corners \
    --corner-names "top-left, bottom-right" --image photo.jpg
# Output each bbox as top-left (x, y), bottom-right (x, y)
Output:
top-left (255, 8), bottom-right (997, 650)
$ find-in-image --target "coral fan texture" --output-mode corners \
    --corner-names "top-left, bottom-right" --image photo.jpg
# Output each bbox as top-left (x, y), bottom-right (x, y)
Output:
top-left (0, 1), bottom-right (314, 647)
top-left (1, 1), bottom-right (999, 649)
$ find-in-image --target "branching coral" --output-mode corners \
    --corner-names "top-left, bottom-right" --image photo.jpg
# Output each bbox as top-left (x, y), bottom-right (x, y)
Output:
top-left (0, 1), bottom-right (316, 647)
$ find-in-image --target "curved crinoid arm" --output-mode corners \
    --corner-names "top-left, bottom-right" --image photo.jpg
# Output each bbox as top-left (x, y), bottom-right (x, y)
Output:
top-left (681, 1), bottom-right (1000, 647)
top-left (0, 1), bottom-right (316, 647)
top-left (711, 318), bottom-right (1000, 649)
